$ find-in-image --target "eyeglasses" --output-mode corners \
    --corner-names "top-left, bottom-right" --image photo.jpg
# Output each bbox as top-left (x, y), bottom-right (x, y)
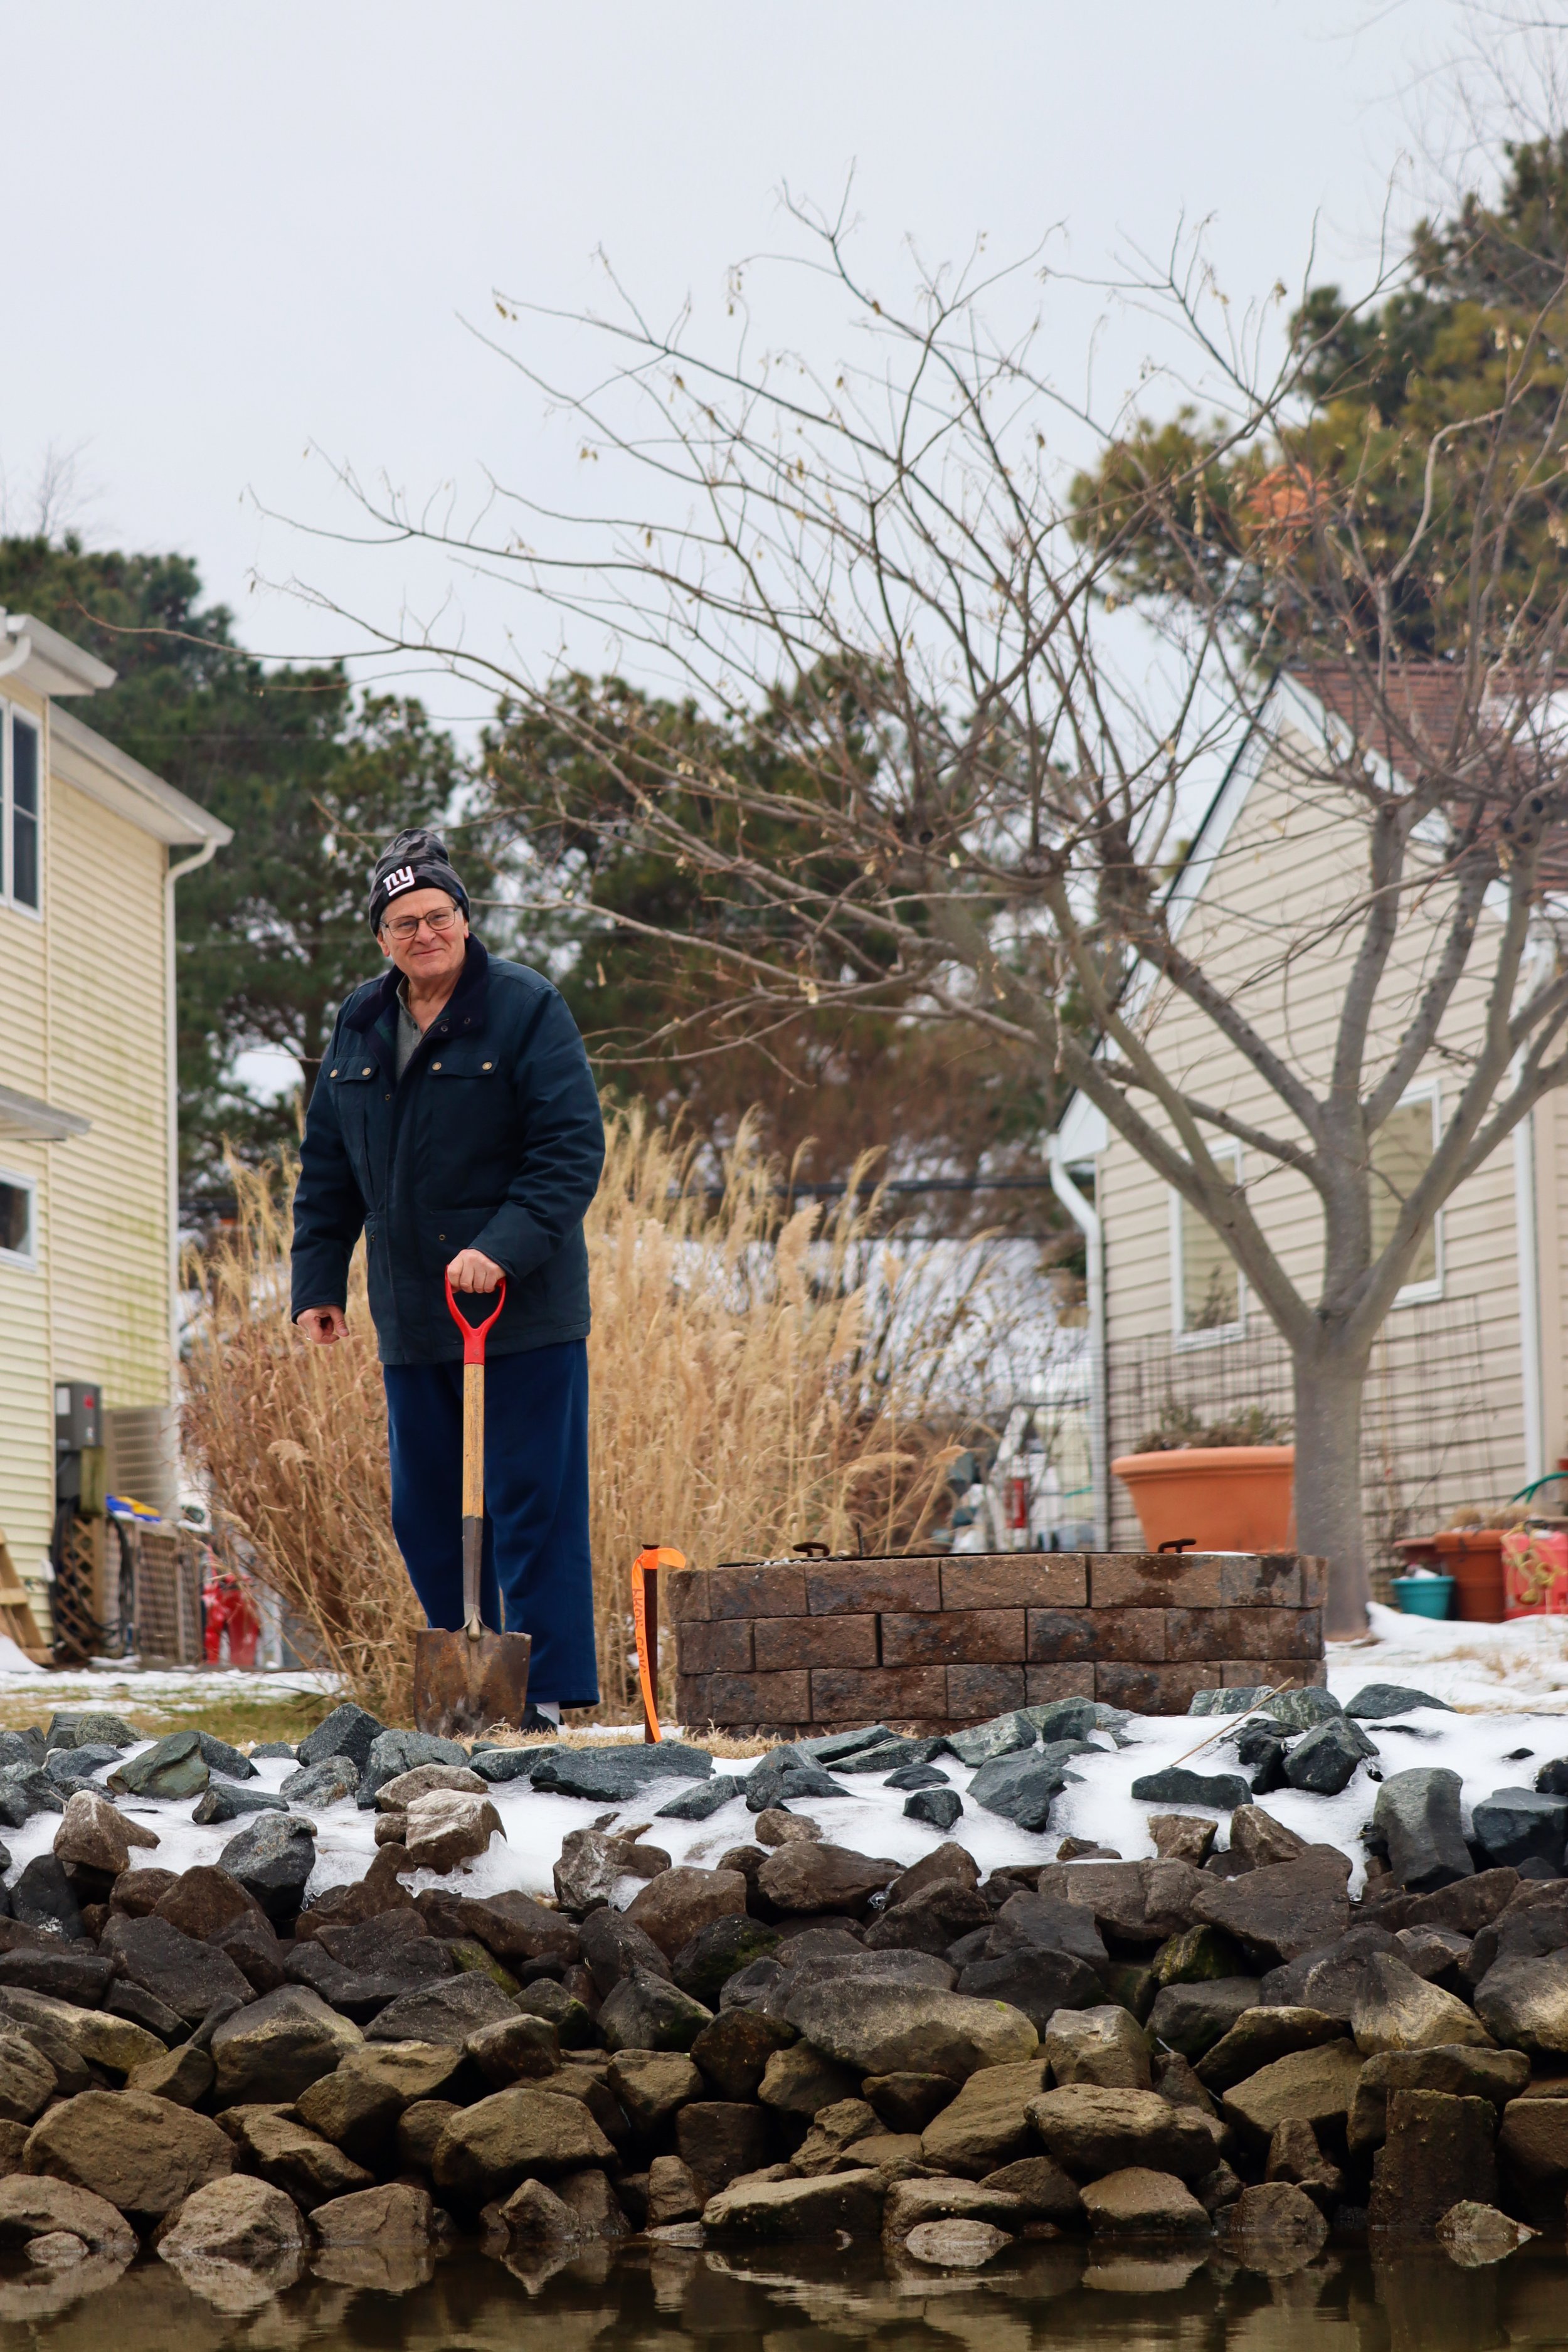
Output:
top-left (381, 907), bottom-right (460, 943)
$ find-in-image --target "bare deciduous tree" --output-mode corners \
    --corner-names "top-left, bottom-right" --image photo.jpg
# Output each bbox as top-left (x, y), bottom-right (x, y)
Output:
top-left (315, 194), bottom-right (1568, 1632)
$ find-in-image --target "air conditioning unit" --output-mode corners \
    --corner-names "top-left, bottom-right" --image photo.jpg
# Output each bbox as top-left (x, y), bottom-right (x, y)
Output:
top-left (104, 1406), bottom-right (177, 1518)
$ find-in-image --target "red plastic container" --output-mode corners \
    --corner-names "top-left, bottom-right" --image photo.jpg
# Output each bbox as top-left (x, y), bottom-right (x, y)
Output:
top-left (1503, 1527), bottom-right (1568, 1619)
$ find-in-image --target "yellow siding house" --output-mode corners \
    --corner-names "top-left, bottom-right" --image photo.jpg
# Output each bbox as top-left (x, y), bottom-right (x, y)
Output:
top-left (0, 612), bottom-right (230, 1635)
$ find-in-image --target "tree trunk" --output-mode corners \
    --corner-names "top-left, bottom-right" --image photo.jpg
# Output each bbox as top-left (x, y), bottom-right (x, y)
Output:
top-left (1291, 1348), bottom-right (1372, 1638)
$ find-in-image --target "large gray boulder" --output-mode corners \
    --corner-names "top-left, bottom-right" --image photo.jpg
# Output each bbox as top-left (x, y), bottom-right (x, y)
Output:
top-left (216, 1815), bottom-right (317, 1920)
top-left (755, 1843), bottom-right (899, 1917)
top-left (432, 2084), bottom-right (615, 2204)
top-left (955, 1947), bottom-right (1104, 2028)
top-left (297, 1703), bottom-right (385, 1775)
top-left (100, 1915), bottom-right (253, 2026)
top-left (1374, 1769), bottom-right (1474, 1892)
top-left (1283, 1719), bottom-right (1377, 1796)
top-left (918, 2058), bottom-right (1049, 2176)
top-left (625, 1867), bottom-right (749, 1960)
top-left (210, 1985), bottom-right (364, 2104)
top-left (1347, 2044), bottom-right (1528, 2153)
top-left (968, 1742), bottom-right (1096, 1830)
top-left (1473, 1949), bottom-right (1568, 2055)
top-left (1190, 1850), bottom-right (1352, 1962)
top-left (157, 2174), bottom-right (306, 2305)
top-left (1027, 2085), bottom-right (1217, 2181)
top-left (702, 2168), bottom-right (886, 2238)
top-left (1471, 1788), bottom-right (1568, 1873)
top-left (1369, 2089), bottom-right (1498, 2237)
top-left (0, 1986), bottom-right (164, 2081)
top-left (784, 1976), bottom-right (1037, 2082)
top-left (1218, 2041), bottom-right (1365, 2143)
top-left (1147, 1978), bottom-right (1261, 2060)
top-left (294, 2041), bottom-right (465, 2163)
top-left (356, 1729), bottom-right (467, 1809)
top-left (222, 2106), bottom-right (373, 2212)
top-left (1195, 2008), bottom-right (1345, 2094)
top-left (597, 1968), bottom-right (713, 2054)
top-left (364, 1975), bottom-right (515, 2046)
top-left (0, 2173), bottom-right (135, 2261)
top-left (23, 2087), bottom-right (233, 2222)
top-left (528, 1742), bottom-right (712, 1804)
top-left (108, 1731), bottom-right (208, 1801)
top-left (1079, 2165), bottom-right (1210, 2235)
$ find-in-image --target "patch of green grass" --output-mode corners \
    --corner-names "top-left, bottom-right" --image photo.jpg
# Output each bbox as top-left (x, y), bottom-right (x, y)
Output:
top-left (0, 1688), bottom-right (335, 1749)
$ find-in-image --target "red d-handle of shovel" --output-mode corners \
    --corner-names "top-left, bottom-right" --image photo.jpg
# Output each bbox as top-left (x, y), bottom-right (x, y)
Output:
top-left (444, 1270), bottom-right (507, 1361)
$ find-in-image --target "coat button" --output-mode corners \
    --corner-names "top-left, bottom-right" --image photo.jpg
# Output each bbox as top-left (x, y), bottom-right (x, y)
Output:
top-left (329, 1068), bottom-right (337, 1077)
top-left (438, 1233), bottom-right (445, 1242)
top-left (482, 1061), bottom-right (492, 1071)
top-left (361, 1066), bottom-right (372, 1075)
top-left (384, 1093), bottom-right (392, 1102)
top-left (432, 1061), bottom-right (442, 1071)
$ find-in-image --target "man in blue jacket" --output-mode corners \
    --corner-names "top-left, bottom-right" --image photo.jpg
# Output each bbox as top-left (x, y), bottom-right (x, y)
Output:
top-left (292, 827), bottom-right (605, 1729)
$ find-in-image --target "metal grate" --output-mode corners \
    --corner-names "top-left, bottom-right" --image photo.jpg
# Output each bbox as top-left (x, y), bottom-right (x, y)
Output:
top-left (1103, 1300), bottom-right (1498, 1597)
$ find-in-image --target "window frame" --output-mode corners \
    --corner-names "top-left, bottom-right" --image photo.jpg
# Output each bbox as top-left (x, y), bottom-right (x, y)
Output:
top-left (0, 1165), bottom-right (38, 1269)
top-left (1170, 1139), bottom-right (1247, 1347)
top-left (0, 701), bottom-right (44, 920)
top-left (1374, 1080), bottom-right (1444, 1308)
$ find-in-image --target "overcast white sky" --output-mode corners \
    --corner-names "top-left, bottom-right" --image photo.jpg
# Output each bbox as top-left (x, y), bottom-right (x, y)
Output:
top-left (0, 0), bottom-right (1491, 727)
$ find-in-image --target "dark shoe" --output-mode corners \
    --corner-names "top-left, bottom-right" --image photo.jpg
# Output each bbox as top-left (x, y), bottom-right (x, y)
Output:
top-left (518, 1706), bottom-right (558, 1737)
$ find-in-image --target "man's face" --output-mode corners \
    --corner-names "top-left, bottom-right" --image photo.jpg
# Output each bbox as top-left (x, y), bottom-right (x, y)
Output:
top-left (377, 886), bottom-right (470, 989)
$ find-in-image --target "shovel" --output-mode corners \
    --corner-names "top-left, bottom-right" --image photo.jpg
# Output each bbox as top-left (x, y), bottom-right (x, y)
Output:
top-left (411, 1271), bottom-right (534, 1737)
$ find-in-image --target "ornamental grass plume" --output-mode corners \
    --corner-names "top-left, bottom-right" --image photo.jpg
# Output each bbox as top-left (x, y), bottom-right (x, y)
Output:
top-left (182, 1108), bottom-right (979, 1725)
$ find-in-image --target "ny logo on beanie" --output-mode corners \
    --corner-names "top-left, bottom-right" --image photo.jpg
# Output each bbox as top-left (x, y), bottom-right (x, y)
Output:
top-left (384, 866), bottom-right (416, 897)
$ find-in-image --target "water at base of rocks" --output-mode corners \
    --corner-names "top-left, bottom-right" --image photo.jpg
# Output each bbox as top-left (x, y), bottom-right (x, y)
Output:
top-left (1, 2237), bottom-right (1565, 2349)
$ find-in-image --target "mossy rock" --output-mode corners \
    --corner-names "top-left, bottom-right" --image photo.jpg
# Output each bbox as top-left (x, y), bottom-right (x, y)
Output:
top-left (1153, 1924), bottom-right (1248, 1987)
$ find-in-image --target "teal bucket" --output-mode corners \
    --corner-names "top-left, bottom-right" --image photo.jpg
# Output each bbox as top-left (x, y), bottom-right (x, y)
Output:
top-left (1391, 1574), bottom-right (1454, 1619)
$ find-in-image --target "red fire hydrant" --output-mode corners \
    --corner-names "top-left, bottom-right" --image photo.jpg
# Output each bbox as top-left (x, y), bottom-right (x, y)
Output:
top-left (203, 1571), bottom-right (260, 1668)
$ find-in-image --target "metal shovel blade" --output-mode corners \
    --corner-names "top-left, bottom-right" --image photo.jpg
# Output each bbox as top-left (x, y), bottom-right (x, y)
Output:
top-left (412, 1626), bottom-right (533, 1739)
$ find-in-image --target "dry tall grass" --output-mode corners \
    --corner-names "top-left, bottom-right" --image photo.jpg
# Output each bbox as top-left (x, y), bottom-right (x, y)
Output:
top-left (183, 1110), bottom-right (982, 1725)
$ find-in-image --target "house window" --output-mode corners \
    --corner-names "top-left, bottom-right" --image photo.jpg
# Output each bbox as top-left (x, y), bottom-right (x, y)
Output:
top-left (0, 1171), bottom-right (36, 1267)
top-left (1370, 1086), bottom-right (1441, 1301)
top-left (1172, 1142), bottom-right (1244, 1341)
top-left (2, 707), bottom-right (42, 914)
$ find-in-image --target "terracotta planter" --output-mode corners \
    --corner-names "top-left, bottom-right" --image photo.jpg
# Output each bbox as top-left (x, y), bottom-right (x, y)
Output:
top-left (1433, 1530), bottom-right (1507, 1623)
top-left (1111, 1445), bottom-right (1295, 1554)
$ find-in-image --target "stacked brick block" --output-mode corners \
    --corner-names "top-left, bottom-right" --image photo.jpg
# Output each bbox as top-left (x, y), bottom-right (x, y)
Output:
top-left (670, 1549), bottom-right (1326, 1732)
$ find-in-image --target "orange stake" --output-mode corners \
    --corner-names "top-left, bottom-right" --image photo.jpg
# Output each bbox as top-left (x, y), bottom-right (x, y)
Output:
top-left (631, 1545), bottom-right (687, 1742)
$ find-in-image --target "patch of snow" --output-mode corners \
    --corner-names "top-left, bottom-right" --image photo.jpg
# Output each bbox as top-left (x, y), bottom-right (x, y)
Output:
top-left (1328, 1603), bottom-right (1568, 1713)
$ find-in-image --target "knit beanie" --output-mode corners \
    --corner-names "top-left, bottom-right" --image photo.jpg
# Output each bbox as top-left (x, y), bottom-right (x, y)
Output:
top-left (367, 827), bottom-right (470, 934)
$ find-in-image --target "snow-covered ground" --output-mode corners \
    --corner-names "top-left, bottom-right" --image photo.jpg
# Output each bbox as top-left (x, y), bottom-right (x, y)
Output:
top-left (0, 1604), bottom-right (1565, 1911)
top-left (3, 1676), bottom-right (1564, 1911)
top-left (1327, 1601), bottom-right (1568, 1713)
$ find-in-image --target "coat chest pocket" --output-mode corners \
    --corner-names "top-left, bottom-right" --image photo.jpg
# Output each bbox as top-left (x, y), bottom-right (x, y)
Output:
top-left (327, 1059), bottom-right (381, 1189)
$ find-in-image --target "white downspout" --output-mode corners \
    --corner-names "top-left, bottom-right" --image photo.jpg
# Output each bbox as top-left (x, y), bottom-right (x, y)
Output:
top-left (165, 839), bottom-right (221, 1409)
top-left (1513, 1084), bottom-right (1545, 1487)
top-left (0, 626), bottom-right (33, 681)
top-left (1049, 1137), bottom-right (1108, 1548)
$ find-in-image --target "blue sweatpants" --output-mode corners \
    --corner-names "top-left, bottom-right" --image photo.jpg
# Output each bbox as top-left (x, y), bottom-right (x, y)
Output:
top-left (383, 1340), bottom-right (600, 1708)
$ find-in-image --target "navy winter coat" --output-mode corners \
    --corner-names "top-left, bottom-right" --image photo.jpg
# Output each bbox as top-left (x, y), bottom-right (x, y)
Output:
top-left (290, 939), bottom-right (605, 1364)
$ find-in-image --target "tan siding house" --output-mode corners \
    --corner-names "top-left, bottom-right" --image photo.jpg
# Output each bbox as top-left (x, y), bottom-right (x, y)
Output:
top-left (0, 615), bottom-right (229, 1635)
top-left (1051, 685), bottom-right (1567, 1578)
